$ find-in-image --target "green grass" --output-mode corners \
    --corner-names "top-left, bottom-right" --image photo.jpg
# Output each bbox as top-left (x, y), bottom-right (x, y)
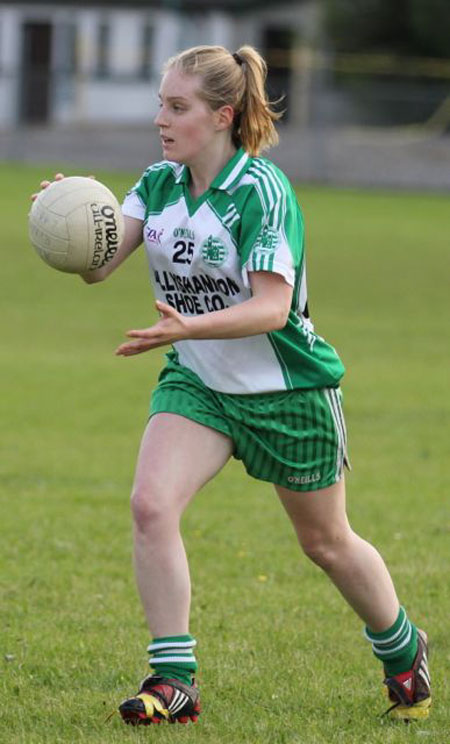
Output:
top-left (1, 163), bottom-right (449, 743)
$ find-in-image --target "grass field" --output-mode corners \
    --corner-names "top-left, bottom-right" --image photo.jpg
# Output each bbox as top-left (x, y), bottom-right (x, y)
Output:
top-left (1, 162), bottom-right (449, 744)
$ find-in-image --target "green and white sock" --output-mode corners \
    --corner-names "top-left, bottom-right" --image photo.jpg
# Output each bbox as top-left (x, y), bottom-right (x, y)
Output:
top-left (364, 606), bottom-right (418, 676)
top-left (147, 634), bottom-right (197, 685)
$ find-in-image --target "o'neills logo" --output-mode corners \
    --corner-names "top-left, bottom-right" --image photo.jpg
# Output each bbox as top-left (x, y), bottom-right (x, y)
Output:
top-left (89, 203), bottom-right (120, 269)
top-left (287, 472), bottom-right (321, 485)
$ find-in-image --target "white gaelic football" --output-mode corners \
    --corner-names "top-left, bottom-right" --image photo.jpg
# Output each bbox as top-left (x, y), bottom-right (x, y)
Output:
top-left (29, 176), bottom-right (125, 274)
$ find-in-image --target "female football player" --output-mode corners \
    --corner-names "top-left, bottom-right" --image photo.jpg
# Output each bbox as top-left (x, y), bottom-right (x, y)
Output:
top-left (36, 45), bottom-right (430, 726)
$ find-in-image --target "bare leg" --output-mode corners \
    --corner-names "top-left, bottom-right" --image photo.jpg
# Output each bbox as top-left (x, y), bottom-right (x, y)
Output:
top-left (131, 413), bottom-right (233, 637)
top-left (276, 477), bottom-right (399, 631)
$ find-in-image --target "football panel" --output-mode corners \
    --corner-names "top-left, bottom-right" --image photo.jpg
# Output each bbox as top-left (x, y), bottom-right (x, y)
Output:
top-left (39, 178), bottom-right (122, 218)
top-left (29, 205), bottom-right (73, 271)
top-left (65, 204), bottom-right (91, 273)
top-left (29, 199), bottom-right (70, 243)
top-left (39, 247), bottom-right (75, 272)
top-left (34, 177), bottom-right (101, 211)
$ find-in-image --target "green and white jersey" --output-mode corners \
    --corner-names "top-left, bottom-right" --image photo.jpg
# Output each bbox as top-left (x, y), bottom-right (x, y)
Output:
top-left (122, 147), bottom-right (344, 394)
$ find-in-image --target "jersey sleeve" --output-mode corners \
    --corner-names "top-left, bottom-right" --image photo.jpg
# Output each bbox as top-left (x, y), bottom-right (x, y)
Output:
top-left (121, 171), bottom-right (150, 221)
top-left (238, 177), bottom-right (304, 288)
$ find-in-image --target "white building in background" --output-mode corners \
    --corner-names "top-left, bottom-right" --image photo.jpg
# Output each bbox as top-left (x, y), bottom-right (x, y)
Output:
top-left (0, 0), bottom-right (320, 128)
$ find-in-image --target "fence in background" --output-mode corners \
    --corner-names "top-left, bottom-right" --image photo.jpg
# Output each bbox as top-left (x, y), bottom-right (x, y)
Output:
top-left (1, 48), bottom-right (449, 189)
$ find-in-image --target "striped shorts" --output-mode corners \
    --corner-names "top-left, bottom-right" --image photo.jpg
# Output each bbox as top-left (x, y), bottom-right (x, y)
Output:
top-left (150, 358), bottom-right (349, 492)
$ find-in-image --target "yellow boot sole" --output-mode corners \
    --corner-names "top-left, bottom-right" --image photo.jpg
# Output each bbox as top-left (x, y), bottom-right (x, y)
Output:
top-left (388, 696), bottom-right (431, 721)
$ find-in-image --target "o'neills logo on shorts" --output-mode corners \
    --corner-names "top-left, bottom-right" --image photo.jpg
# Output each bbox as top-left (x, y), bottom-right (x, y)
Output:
top-left (89, 203), bottom-right (120, 269)
top-left (287, 472), bottom-right (321, 485)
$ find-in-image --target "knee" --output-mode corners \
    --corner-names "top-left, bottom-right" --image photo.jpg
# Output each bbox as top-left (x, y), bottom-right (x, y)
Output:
top-left (299, 530), bottom-right (352, 572)
top-left (131, 482), bottom-right (175, 535)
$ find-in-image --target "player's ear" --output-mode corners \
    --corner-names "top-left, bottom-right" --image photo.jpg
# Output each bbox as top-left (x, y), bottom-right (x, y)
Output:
top-left (214, 104), bottom-right (234, 132)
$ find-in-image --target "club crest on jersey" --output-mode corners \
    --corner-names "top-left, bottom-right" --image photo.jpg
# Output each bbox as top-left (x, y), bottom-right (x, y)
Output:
top-left (201, 235), bottom-right (228, 267)
top-left (255, 225), bottom-right (279, 253)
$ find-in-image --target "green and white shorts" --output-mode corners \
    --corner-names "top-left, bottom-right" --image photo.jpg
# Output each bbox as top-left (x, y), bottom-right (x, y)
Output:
top-left (150, 356), bottom-right (349, 492)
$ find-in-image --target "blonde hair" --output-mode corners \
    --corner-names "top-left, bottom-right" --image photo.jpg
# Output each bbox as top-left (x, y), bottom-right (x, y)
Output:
top-left (163, 45), bottom-right (282, 156)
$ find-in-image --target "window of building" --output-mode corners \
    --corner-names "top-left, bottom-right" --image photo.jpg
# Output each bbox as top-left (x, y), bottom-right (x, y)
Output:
top-left (96, 20), bottom-right (110, 77)
top-left (140, 22), bottom-right (153, 79)
top-left (263, 26), bottom-right (295, 123)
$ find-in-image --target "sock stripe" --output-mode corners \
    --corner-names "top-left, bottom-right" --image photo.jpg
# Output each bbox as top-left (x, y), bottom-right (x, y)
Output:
top-left (151, 655), bottom-right (197, 664)
top-left (364, 613), bottom-right (408, 646)
top-left (369, 625), bottom-right (413, 657)
top-left (148, 640), bottom-right (197, 652)
top-left (152, 651), bottom-right (195, 657)
top-left (364, 607), bottom-right (419, 676)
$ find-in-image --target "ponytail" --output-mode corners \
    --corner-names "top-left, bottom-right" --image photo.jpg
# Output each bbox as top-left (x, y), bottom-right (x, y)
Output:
top-left (232, 45), bottom-right (282, 156)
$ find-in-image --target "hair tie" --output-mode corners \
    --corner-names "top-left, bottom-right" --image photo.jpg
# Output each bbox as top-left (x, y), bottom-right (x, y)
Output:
top-left (232, 52), bottom-right (243, 67)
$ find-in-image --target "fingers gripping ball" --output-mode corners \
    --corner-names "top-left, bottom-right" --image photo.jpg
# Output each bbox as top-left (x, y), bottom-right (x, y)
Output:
top-left (29, 177), bottom-right (124, 274)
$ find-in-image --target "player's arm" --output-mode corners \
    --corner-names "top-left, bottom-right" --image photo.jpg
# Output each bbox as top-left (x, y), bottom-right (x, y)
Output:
top-left (187, 270), bottom-right (292, 336)
top-left (80, 215), bottom-right (143, 284)
top-left (115, 271), bottom-right (292, 356)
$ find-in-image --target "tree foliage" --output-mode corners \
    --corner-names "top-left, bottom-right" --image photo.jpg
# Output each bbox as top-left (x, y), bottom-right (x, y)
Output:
top-left (409, 0), bottom-right (450, 57)
top-left (324, 0), bottom-right (450, 57)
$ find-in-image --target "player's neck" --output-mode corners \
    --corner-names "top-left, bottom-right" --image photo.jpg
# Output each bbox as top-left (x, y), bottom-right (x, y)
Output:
top-left (188, 139), bottom-right (237, 199)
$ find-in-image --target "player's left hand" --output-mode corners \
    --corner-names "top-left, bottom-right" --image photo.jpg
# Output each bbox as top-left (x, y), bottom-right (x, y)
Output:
top-left (115, 301), bottom-right (189, 356)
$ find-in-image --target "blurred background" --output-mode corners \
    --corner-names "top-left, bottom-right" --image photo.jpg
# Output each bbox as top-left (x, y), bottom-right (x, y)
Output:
top-left (0, 0), bottom-right (449, 188)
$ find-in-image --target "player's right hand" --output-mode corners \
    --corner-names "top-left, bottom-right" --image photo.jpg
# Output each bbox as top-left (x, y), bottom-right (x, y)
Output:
top-left (31, 172), bottom-right (65, 202)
